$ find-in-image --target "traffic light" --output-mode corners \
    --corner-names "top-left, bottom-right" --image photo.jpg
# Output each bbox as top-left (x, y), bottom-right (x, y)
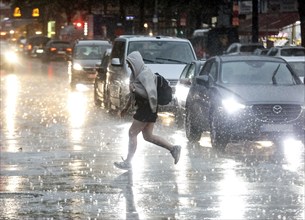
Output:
top-left (73, 21), bottom-right (83, 29)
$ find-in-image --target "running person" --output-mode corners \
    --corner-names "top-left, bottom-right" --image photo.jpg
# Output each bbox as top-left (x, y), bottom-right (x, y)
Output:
top-left (114, 51), bottom-right (181, 170)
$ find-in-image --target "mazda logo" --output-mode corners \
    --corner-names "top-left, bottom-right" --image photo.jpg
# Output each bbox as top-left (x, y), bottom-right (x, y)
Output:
top-left (272, 105), bottom-right (283, 114)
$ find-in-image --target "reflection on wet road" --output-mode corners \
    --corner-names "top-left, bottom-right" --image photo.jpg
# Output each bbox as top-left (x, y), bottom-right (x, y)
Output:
top-left (0, 57), bottom-right (304, 219)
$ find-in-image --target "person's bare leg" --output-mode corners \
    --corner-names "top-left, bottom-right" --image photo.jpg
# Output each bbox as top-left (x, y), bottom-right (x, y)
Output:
top-left (125, 119), bottom-right (147, 163)
top-left (141, 122), bottom-right (174, 151)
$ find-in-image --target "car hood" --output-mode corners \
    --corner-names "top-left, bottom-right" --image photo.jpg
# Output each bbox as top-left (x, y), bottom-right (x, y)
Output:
top-left (146, 64), bottom-right (186, 80)
top-left (73, 59), bottom-right (101, 68)
top-left (217, 84), bottom-right (305, 105)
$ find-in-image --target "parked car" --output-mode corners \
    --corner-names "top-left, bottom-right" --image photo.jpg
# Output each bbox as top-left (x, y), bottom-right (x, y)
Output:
top-left (174, 60), bottom-right (205, 126)
top-left (266, 46), bottom-right (305, 57)
top-left (103, 35), bottom-right (197, 112)
top-left (0, 40), bottom-right (18, 72)
top-left (94, 48), bottom-right (112, 107)
top-left (42, 40), bottom-right (72, 62)
top-left (282, 56), bottom-right (305, 82)
top-left (185, 55), bottom-right (304, 150)
top-left (226, 42), bottom-right (265, 55)
top-left (24, 36), bottom-right (50, 57)
top-left (69, 40), bottom-right (112, 89)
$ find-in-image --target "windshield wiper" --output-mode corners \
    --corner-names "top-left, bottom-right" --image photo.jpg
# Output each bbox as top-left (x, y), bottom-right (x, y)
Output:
top-left (143, 58), bottom-right (162, 64)
top-left (271, 64), bottom-right (280, 85)
top-left (155, 57), bottom-right (187, 64)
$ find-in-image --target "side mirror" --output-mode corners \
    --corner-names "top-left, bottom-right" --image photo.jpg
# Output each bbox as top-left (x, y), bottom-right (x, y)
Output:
top-left (195, 75), bottom-right (209, 86)
top-left (111, 58), bottom-right (122, 66)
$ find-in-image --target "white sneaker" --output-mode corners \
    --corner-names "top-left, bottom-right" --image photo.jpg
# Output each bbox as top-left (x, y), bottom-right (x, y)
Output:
top-left (114, 157), bottom-right (132, 170)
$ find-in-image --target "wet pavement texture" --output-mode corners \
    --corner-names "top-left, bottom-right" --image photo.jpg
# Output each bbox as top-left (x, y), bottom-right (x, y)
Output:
top-left (0, 57), bottom-right (304, 219)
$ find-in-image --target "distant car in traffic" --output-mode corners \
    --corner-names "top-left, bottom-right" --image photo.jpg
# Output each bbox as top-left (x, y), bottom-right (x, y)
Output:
top-left (185, 55), bottom-right (304, 150)
top-left (174, 60), bottom-right (205, 126)
top-left (42, 40), bottom-right (72, 62)
top-left (70, 40), bottom-right (112, 89)
top-left (24, 36), bottom-right (50, 57)
top-left (225, 42), bottom-right (265, 55)
top-left (266, 46), bottom-right (305, 57)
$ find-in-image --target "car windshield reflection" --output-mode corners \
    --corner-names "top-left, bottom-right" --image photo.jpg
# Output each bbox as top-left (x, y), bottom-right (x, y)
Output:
top-left (221, 61), bottom-right (298, 85)
top-left (127, 41), bottom-right (195, 64)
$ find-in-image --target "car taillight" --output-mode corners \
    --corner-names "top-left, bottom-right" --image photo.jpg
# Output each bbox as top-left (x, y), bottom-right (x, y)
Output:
top-left (28, 45), bottom-right (32, 50)
top-left (50, 47), bottom-right (57, 51)
top-left (66, 48), bottom-right (72, 52)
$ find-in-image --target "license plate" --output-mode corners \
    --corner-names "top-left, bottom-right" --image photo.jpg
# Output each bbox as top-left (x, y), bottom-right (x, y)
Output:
top-left (261, 124), bottom-right (293, 132)
top-left (58, 51), bottom-right (65, 54)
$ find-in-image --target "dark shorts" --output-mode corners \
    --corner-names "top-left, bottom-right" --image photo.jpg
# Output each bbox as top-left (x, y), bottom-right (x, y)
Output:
top-left (133, 95), bottom-right (158, 123)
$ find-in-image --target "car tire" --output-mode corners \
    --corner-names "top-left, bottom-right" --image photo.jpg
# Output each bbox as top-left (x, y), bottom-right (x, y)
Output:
top-left (185, 104), bottom-right (203, 142)
top-left (210, 110), bottom-right (228, 150)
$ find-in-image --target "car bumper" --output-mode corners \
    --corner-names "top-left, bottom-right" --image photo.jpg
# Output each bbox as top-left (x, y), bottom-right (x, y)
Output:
top-left (215, 106), bottom-right (305, 140)
top-left (72, 70), bottom-right (97, 83)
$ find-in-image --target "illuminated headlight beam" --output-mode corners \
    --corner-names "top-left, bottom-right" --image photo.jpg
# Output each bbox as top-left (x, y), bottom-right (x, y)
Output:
top-left (222, 98), bottom-right (245, 114)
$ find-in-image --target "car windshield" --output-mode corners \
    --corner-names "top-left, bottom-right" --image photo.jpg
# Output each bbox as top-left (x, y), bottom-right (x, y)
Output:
top-left (221, 60), bottom-right (298, 85)
top-left (74, 45), bottom-right (110, 60)
top-left (288, 62), bottom-right (305, 77)
top-left (127, 41), bottom-right (195, 64)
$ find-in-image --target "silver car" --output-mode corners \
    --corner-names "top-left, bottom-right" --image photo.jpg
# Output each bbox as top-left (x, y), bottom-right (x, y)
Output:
top-left (70, 40), bottom-right (112, 89)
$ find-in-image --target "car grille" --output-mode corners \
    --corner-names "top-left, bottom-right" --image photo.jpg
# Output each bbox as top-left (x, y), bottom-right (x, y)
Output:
top-left (252, 104), bottom-right (302, 123)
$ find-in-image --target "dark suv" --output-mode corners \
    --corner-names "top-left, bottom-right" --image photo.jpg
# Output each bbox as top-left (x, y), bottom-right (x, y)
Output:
top-left (185, 55), bottom-right (304, 149)
top-left (70, 40), bottom-right (112, 89)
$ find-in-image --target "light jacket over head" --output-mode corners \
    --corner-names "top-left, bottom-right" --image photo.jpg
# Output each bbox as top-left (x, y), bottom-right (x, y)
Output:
top-left (126, 51), bottom-right (158, 113)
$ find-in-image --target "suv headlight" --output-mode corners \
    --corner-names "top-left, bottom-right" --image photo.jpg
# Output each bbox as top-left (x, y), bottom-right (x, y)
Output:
top-left (73, 63), bottom-right (82, 71)
top-left (222, 98), bottom-right (245, 114)
top-left (5, 51), bottom-right (18, 63)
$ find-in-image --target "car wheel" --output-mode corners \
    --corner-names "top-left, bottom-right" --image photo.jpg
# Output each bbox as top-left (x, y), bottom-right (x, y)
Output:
top-left (94, 81), bottom-right (102, 106)
top-left (185, 103), bottom-right (203, 142)
top-left (210, 111), bottom-right (228, 150)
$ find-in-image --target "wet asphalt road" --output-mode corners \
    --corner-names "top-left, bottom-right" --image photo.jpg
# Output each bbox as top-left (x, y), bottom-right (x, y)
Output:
top-left (0, 56), bottom-right (304, 220)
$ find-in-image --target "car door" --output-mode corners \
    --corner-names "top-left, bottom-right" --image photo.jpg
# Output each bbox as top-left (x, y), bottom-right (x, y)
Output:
top-left (197, 59), bottom-right (217, 130)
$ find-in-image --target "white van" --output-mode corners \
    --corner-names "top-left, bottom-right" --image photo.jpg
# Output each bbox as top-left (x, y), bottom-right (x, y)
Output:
top-left (104, 35), bottom-right (197, 111)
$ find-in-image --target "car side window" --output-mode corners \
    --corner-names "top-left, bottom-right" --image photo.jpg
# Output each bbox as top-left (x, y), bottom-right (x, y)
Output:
top-left (269, 48), bottom-right (277, 56)
top-left (111, 41), bottom-right (125, 64)
top-left (209, 62), bottom-right (217, 81)
top-left (199, 61), bottom-right (212, 76)
top-left (180, 64), bottom-right (191, 79)
top-left (185, 63), bottom-right (196, 79)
